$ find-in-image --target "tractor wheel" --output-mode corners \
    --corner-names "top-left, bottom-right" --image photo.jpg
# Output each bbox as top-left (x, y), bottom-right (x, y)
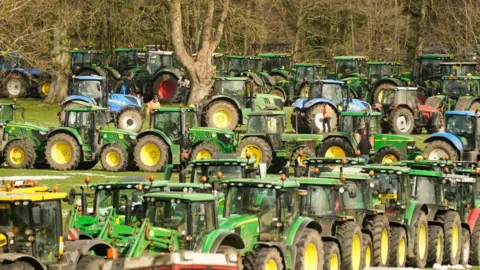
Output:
top-left (427, 113), bottom-right (445, 134)
top-left (37, 80), bottom-right (51, 98)
top-left (4, 140), bottom-right (36, 169)
top-left (250, 247), bottom-right (284, 270)
top-left (269, 87), bottom-right (286, 100)
top-left (100, 145), bottom-right (128, 172)
top-left (423, 140), bottom-right (459, 161)
top-left (5, 74), bottom-right (26, 98)
top-left (470, 101), bottom-right (480, 112)
top-left (389, 227), bottom-right (407, 267)
top-left (153, 74), bottom-right (181, 103)
top-left (367, 215), bottom-right (390, 267)
top-left (46, 134), bottom-right (81, 170)
top-left (408, 211), bottom-right (428, 268)
top-left (205, 101), bottom-right (239, 131)
top-left (372, 83), bottom-right (395, 104)
top-left (0, 261), bottom-right (34, 270)
top-left (134, 135), bottom-right (169, 172)
top-left (437, 211), bottom-right (462, 265)
top-left (470, 216), bottom-right (480, 264)
top-left (59, 103), bottom-right (84, 123)
top-left (317, 137), bottom-right (354, 158)
top-left (76, 255), bottom-right (105, 270)
top-left (291, 146), bottom-right (315, 176)
top-left (388, 108), bottom-right (414, 135)
top-left (323, 241), bottom-right (341, 270)
top-left (291, 111), bottom-right (310, 134)
top-left (117, 109), bottom-right (143, 133)
top-left (295, 228), bottom-right (323, 270)
top-left (461, 228), bottom-right (470, 265)
top-left (426, 225), bottom-right (444, 267)
top-left (307, 104), bottom-right (338, 133)
top-left (374, 147), bottom-right (404, 164)
top-left (77, 161), bottom-right (98, 170)
top-left (191, 142), bottom-right (219, 160)
top-left (237, 137), bottom-right (273, 168)
top-left (336, 221), bottom-right (363, 270)
top-left (362, 234), bottom-right (373, 269)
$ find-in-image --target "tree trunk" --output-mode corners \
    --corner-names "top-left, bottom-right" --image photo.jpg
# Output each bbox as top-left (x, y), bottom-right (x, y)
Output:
top-left (45, 27), bottom-right (70, 103)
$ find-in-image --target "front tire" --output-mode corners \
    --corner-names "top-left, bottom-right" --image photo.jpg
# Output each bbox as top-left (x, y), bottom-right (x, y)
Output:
top-left (461, 228), bottom-right (470, 265)
top-left (153, 73), bottom-right (181, 103)
top-left (100, 145), bottom-right (128, 172)
top-left (237, 137), bottom-right (273, 167)
top-left (368, 215), bottom-right (390, 267)
top-left (388, 108), bottom-right (414, 135)
top-left (291, 146), bottom-right (315, 176)
top-left (205, 101), bottom-right (239, 131)
top-left (0, 261), bottom-right (34, 270)
top-left (4, 140), bottom-right (36, 169)
top-left (323, 242), bottom-right (341, 270)
top-left (362, 234), bottom-right (373, 269)
top-left (317, 137), bottom-right (354, 158)
top-left (408, 211), bottom-right (428, 268)
top-left (46, 134), bottom-right (81, 170)
top-left (426, 225), bottom-right (444, 267)
top-left (295, 228), bottom-right (323, 270)
top-left (250, 247), bottom-right (284, 270)
top-left (438, 211), bottom-right (462, 265)
top-left (389, 227), bottom-right (407, 267)
top-left (427, 113), bottom-right (445, 134)
top-left (76, 255), bottom-right (105, 270)
top-left (191, 142), bottom-right (220, 160)
top-left (423, 140), bottom-right (459, 161)
top-left (5, 75), bottom-right (26, 98)
top-left (336, 221), bottom-right (363, 270)
top-left (374, 147), bottom-right (404, 164)
top-left (134, 135), bottom-right (169, 172)
top-left (117, 109), bottom-right (143, 133)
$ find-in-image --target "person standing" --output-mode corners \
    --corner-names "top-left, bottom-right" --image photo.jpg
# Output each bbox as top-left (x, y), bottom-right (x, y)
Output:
top-left (322, 104), bottom-right (331, 133)
top-left (147, 96), bottom-right (161, 115)
top-left (357, 130), bottom-right (372, 164)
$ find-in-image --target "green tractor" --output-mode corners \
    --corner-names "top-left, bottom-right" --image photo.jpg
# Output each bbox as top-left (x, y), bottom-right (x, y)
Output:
top-left (367, 61), bottom-right (412, 103)
top-left (236, 111), bottom-right (323, 172)
top-left (225, 55), bottom-right (277, 93)
top-left (134, 107), bottom-right (236, 172)
top-left (200, 76), bottom-right (284, 131)
top-left (425, 75), bottom-right (480, 111)
top-left (110, 48), bottom-right (150, 97)
top-left (0, 101), bottom-right (49, 169)
top-left (411, 54), bottom-right (455, 96)
top-left (213, 53), bottom-right (226, 75)
top-left (220, 176), bottom-right (324, 270)
top-left (441, 61), bottom-right (477, 77)
top-left (45, 106), bottom-right (137, 171)
top-left (257, 52), bottom-right (292, 81)
top-left (317, 111), bottom-right (418, 163)
top-left (333, 56), bottom-right (369, 99)
top-left (285, 63), bottom-right (327, 104)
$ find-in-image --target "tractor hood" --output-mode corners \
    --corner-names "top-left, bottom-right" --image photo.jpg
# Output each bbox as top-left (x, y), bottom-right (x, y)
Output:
top-left (189, 127), bottom-right (235, 137)
top-left (375, 134), bottom-right (414, 142)
top-left (219, 214), bottom-right (259, 230)
top-left (254, 93), bottom-right (284, 110)
top-left (294, 98), bottom-right (308, 109)
top-left (100, 128), bottom-right (137, 137)
top-left (109, 94), bottom-right (142, 108)
top-left (6, 122), bottom-right (49, 132)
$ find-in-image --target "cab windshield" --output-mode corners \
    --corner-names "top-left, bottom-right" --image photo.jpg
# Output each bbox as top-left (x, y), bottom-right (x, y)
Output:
top-left (71, 80), bottom-right (103, 104)
top-left (212, 80), bottom-right (246, 96)
top-left (0, 105), bottom-right (14, 122)
top-left (95, 111), bottom-right (108, 126)
top-left (246, 59), bottom-right (261, 72)
top-left (445, 115), bottom-right (475, 150)
top-left (228, 58), bottom-right (244, 74)
top-left (336, 60), bottom-right (366, 78)
top-left (246, 115), bottom-right (284, 133)
top-left (419, 59), bottom-right (442, 81)
top-left (342, 182), bottom-right (365, 209)
top-left (412, 176), bottom-right (438, 204)
top-left (372, 173), bottom-right (405, 211)
top-left (147, 53), bottom-right (174, 74)
top-left (295, 66), bottom-right (316, 81)
top-left (442, 79), bottom-right (473, 97)
top-left (442, 65), bottom-right (477, 77)
top-left (309, 83), bottom-right (344, 104)
top-left (369, 65), bottom-right (401, 80)
top-left (341, 115), bottom-right (380, 135)
top-left (302, 186), bottom-right (335, 216)
top-left (95, 188), bottom-right (144, 216)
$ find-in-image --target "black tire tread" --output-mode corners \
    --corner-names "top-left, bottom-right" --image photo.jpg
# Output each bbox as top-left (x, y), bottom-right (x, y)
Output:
top-left (367, 215), bottom-right (390, 267)
top-left (295, 228), bottom-right (323, 270)
top-left (437, 211), bottom-right (462, 265)
top-left (388, 226), bottom-right (407, 267)
top-left (426, 225), bottom-right (444, 267)
top-left (100, 144), bottom-right (129, 172)
top-left (4, 139), bottom-right (36, 169)
top-left (237, 137), bottom-right (273, 167)
top-left (134, 135), bottom-right (169, 172)
top-left (46, 133), bottom-right (81, 170)
top-left (388, 107), bottom-right (414, 135)
top-left (336, 221), bottom-right (362, 270)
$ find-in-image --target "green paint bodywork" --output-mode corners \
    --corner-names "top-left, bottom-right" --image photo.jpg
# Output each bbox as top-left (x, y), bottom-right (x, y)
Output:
top-left (333, 56), bottom-right (369, 98)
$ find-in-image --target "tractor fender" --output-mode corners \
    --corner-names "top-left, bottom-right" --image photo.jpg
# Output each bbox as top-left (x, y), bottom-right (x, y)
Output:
top-left (462, 222), bottom-right (471, 234)
top-left (467, 208), bottom-right (480, 232)
top-left (152, 68), bottom-right (182, 81)
top-left (321, 236), bottom-right (341, 250)
top-left (427, 220), bottom-right (443, 227)
top-left (389, 104), bottom-right (414, 116)
top-left (61, 96), bottom-right (95, 107)
top-left (287, 218), bottom-right (322, 247)
top-left (254, 242), bottom-right (287, 269)
top-left (361, 228), bottom-right (373, 240)
top-left (373, 78), bottom-right (403, 89)
top-left (109, 93), bottom-right (142, 110)
top-left (75, 67), bottom-right (107, 77)
top-left (202, 230), bottom-right (245, 253)
top-left (270, 70), bottom-right (288, 80)
top-left (293, 98), bottom-right (308, 109)
top-left (63, 239), bottom-right (113, 257)
top-left (270, 86), bottom-right (287, 98)
top-left (455, 97), bottom-right (478, 111)
top-left (8, 70), bottom-right (32, 82)
top-left (407, 202), bottom-right (428, 226)
top-left (0, 253), bottom-right (45, 270)
top-left (79, 233), bottom-right (94, 240)
top-left (322, 134), bottom-right (355, 151)
top-left (47, 128), bottom-right (84, 145)
top-left (303, 98), bottom-right (337, 111)
top-left (424, 132), bottom-right (464, 152)
top-left (103, 66), bottom-right (121, 80)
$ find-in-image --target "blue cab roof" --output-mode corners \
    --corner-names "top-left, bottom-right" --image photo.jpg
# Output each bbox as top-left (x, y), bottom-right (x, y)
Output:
top-left (445, 111), bottom-right (477, 117)
top-left (320, 79), bottom-right (344, 85)
top-left (73, 75), bottom-right (106, 81)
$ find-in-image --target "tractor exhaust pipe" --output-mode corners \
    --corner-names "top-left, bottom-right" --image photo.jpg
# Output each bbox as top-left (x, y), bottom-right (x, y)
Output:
top-left (125, 196), bottom-right (132, 226)
top-left (80, 187), bottom-right (87, 216)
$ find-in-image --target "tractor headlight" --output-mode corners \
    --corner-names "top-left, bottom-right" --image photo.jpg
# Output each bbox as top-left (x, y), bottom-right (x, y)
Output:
top-left (129, 135), bottom-right (136, 140)
top-left (39, 131), bottom-right (47, 135)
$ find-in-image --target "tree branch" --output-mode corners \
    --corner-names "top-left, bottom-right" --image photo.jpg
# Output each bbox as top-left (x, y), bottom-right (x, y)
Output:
top-left (212, 0), bottom-right (229, 50)
top-left (168, 0), bottom-right (193, 67)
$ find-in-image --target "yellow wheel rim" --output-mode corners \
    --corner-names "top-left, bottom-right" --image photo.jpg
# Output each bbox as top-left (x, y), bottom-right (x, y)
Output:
top-left (140, 143), bottom-right (161, 166)
top-left (382, 154), bottom-right (398, 164)
top-left (212, 109), bottom-right (231, 128)
top-left (330, 252), bottom-right (339, 270)
top-left (365, 242), bottom-right (372, 268)
top-left (452, 223), bottom-right (459, 258)
top-left (9, 146), bottom-right (25, 165)
top-left (325, 146), bottom-right (346, 158)
top-left (240, 145), bottom-right (262, 166)
top-left (42, 82), bottom-right (51, 96)
top-left (437, 233), bottom-right (442, 262)
top-left (381, 228), bottom-right (389, 265)
top-left (51, 142), bottom-right (72, 165)
top-left (106, 151), bottom-right (120, 167)
top-left (418, 224), bottom-right (427, 259)
top-left (304, 243), bottom-right (318, 270)
top-left (296, 152), bottom-right (309, 168)
top-left (265, 259), bottom-right (277, 270)
top-left (398, 237), bottom-right (406, 265)
top-left (196, 150), bottom-right (212, 160)
top-left (352, 234), bottom-right (361, 270)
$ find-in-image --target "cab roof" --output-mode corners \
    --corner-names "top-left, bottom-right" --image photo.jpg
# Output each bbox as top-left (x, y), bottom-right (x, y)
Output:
top-left (257, 53), bottom-right (291, 58)
top-left (442, 75), bottom-right (480, 80)
top-left (295, 63), bottom-right (326, 67)
top-left (144, 192), bottom-right (215, 201)
top-left (0, 192), bottom-right (67, 202)
top-left (333, 56), bottom-right (368, 61)
top-left (440, 62), bottom-right (476, 65)
top-left (69, 49), bottom-right (103, 54)
top-left (153, 107), bottom-right (196, 113)
top-left (398, 159), bottom-right (454, 169)
top-left (393, 87), bottom-right (418, 91)
top-left (215, 76), bottom-right (249, 81)
top-left (408, 169), bottom-right (444, 177)
top-left (297, 177), bottom-right (343, 186)
top-left (188, 158), bottom-right (255, 166)
top-left (320, 171), bottom-right (369, 181)
top-left (416, 54), bottom-right (455, 60)
top-left (321, 79), bottom-right (344, 85)
top-left (367, 61), bottom-right (401, 66)
top-left (114, 48), bottom-right (147, 52)
top-left (445, 110), bottom-right (477, 117)
top-left (222, 178), bottom-right (299, 188)
top-left (360, 165), bottom-right (411, 174)
top-left (73, 75), bottom-right (105, 81)
top-left (90, 180), bottom-right (168, 189)
top-left (304, 157), bottom-right (366, 166)
top-left (340, 111), bottom-right (382, 117)
top-left (165, 182), bottom-right (212, 190)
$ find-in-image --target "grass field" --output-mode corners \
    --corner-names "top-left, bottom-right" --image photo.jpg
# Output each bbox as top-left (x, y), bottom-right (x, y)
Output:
top-left (0, 98), bottom-right (429, 206)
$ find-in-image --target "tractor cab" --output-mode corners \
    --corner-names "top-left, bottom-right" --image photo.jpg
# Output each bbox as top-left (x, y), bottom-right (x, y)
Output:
top-left (292, 63), bottom-right (327, 97)
top-left (333, 56), bottom-right (368, 79)
top-left (212, 53), bottom-right (226, 75)
top-left (150, 107), bottom-right (198, 145)
top-left (244, 56), bottom-right (262, 73)
top-left (69, 75), bottom-right (108, 106)
top-left (0, 52), bottom-right (25, 71)
top-left (441, 75), bottom-right (480, 99)
top-left (146, 50), bottom-right (176, 75)
top-left (226, 55), bottom-right (246, 76)
top-left (377, 86), bottom-right (425, 109)
top-left (412, 54), bottom-right (455, 88)
top-left (257, 53), bottom-right (291, 73)
top-left (69, 49), bottom-right (105, 73)
top-left (211, 77), bottom-right (255, 100)
top-left (305, 80), bottom-right (348, 104)
top-left (143, 192), bottom-right (218, 251)
top-left (63, 106), bottom-right (108, 144)
top-left (111, 48), bottom-right (148, 73)
top-left (443, 111), bottom-right (479, 153)
top-left (297, 177), bottom-right (344, 218)
top-left (398, 156), bottom-right (455, 172)
top-left (245, 111), bottom-right (285, 149)
top-left (186, 158), bottom-right (257, 184)
top-left (440, 62), bottom-right (477, 77)
top-left (441, 173), bottom-right (476, 213)
top-left (339, 111), bottom-right (381, 141)
top-left (367, 61), bottom-right (402, 83)
top-left (303, 157), bottom-right (365, 175)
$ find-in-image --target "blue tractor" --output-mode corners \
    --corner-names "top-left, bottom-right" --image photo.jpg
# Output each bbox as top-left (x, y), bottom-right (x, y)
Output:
top-left (423, 110), bottom-right (479, 161)
top-left (291, 79), bottom-right (370, 133)
top-left (60, 75), bottom-right (144, 132)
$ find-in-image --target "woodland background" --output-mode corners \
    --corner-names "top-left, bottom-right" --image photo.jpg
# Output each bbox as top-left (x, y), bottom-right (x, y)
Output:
top-left (1, 0), bottom-right (479, 101)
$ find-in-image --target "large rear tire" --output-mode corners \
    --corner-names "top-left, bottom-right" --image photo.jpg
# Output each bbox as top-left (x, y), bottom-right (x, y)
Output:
top-left (336, 221), bottom-right (363, 270)
top-left (100, 145), bottom-right (128, 172)
top-left (205, 101), bottom-right (239, 131)
top-left (388, 227), bottom-right (407, 267)
top-left (461, 227), bottom-right (470, 265)
top-left (426, 225), bottom-right (444, 267)
top-left (117, 109), bottom-right (143, 133)
top-left (237, 137), bottom-right (273, 168)
top-left (317, 137), bottom-right (354, 158)
top-left (4, 140), bottom-right (36, 169)
top-left (295, 228), bottom-right (323, 270)
top-left (307, 104), bottom-right (338, 133)
top-left (46, 134), bottom-right (81, 170)
top-left (362, 234), bottom-right (373, 269)
top-left (368, 215), bottom-right (390, 267)
top-left (423, 140), bottom-right (459, 161)
top-left (388, 107), bottom-right (414, 135)
top-left (134, 135), bottom-right (169, 172)
top-left (438, 211), bottom-right (462, 265)
top-left (374, 146), bottom-right (404, 164)
top-left (470, 216), bottom-right (480, 264)
top-left (5, 74), bottom-right (26, 98)
top-left (153, 73), bottom-right (181, 103)
top-left (469, 101), bottom-right (480, 112)
top-left (427, 113), bottom-right (445, 134)
top-left (76, 255), bottom-right (105, 270)
top-left (291, 110), bottom-right (310, 134)
top-left (408, 211), bottom-right (428, 268)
